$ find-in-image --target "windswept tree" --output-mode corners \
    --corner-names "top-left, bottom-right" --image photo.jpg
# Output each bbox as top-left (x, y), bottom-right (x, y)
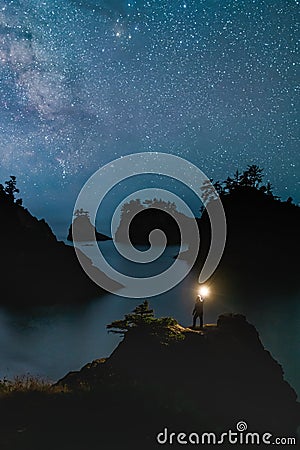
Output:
top-left (107, 301), bottom-right (155, 335)
top-left (107, 301), bottom-right (182, 344)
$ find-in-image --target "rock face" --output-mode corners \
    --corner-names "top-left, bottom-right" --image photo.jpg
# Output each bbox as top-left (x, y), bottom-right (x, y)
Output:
top-left (114, 200), bottom-right (196, 245)
top-left (67, 214), bottom-right (111, 242)
top-left (0, 314), bottom-right (298, 450)
top-left (182, 186), bottom-right (300, 295)
top-left (0, 197), bottom-right (121, 305)
top-left (58, 313), bottom-right (300, 444)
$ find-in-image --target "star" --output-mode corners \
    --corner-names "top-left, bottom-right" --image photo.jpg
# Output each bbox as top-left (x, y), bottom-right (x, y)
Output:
top-left (0, 0), bottom-right (297, 229)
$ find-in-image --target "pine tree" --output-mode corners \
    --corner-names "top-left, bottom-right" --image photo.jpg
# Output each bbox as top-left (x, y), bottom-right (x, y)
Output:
top-left (107, 301), bottom-right (154, 334)
top-left (106, 302), bottom-right (181, 343)
top-left (74, 208), bottom-right (89, 218)
top-left (200, 179), bottom-right (216, 203)
top-left (1, 176), bottom-right (23, 205)
top-left (240, 165), bottom-right (263, 188)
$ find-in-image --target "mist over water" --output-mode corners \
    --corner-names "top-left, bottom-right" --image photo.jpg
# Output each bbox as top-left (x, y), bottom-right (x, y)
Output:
top-left (0, 240), bottom-right (299, 399)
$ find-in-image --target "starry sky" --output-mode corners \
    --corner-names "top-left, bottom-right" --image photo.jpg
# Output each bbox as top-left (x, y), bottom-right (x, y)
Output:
top-left (0, 0), bottom-right (299, 235)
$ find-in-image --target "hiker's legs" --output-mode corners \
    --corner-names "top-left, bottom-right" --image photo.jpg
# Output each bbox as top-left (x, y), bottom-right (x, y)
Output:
top-left (193, 315), bottom-right (197, 328)
top-left (200, 314), bottom-right (203, 328)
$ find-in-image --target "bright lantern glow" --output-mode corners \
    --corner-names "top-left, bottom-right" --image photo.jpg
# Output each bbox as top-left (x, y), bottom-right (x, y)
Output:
top-left (199, 286), bottom-right (210, 297)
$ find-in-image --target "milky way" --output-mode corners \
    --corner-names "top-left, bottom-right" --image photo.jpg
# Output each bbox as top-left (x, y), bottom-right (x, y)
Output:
top-left (0, 0), bottom-right (298, 224)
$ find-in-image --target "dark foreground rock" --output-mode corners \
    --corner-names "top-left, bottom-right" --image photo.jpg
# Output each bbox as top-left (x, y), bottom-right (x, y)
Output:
top-left (56, 313), bottom-right (299, 448)
top-left (181, 185), bottom-right (300, 296)
top-left (0, 314), bottom-right (299, 449)
top-left (0, 197), bottom-right (121, 306)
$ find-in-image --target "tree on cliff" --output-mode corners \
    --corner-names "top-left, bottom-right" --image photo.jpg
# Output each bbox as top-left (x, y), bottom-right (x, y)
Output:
top-left (0, 175), bottom-right (23, 205)
top-left (239, 164), bottom-right (263, 188)
top-left (200, 164), bottom-right (274, 203)
top-left (74, 208), bottom-right (89, 218)
top-left (107, 301), bottom-right (183, 344)
top-left (107, 301), bottom-right (155, 335)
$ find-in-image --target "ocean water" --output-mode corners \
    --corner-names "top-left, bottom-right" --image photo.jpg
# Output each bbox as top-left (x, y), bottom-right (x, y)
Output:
top-left (0, 240), bottom-right (299, 399)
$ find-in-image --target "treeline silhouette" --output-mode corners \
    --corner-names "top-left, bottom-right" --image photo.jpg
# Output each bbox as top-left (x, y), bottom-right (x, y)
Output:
top-left (192, 165), bottom-right (300, 296)
top-left (200, 164), bottom-right (294, 204)
top-left (115, 198), bottom-right (194, 245)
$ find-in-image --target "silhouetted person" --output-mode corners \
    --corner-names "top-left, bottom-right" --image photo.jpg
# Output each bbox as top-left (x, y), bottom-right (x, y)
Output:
top-left (193, 295), bottom-right (204, 328)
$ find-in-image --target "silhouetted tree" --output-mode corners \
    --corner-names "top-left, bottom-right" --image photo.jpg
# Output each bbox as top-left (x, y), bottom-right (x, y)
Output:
top-left (165, 201), bottom-right (177, 212)
top-left (266, 182), bottom-right (273, 196)
top-left (146, 199), bottom-right (177, 213)
top-left (224, 176), bottom-right (235, 193)
top-left (107, 302), bottom-right (181, 343)
top-left (286, 196), bottom-right (293, 205)
top-left (74, 208), bottom-right (89, 218)
top-left (260, 182), bottom-right (274, 197)
top-left (1, 176), bottom-right (23, 205)
top-left (107, 301), bottom-right (154, 335)
top-left (144, 198), bottom-right (157, 207)
top-left (0, 183), bottom-right (5, 201)
top-left (240, 165), bottom-right (263, 189)
top-left (121, 199), bottom-right (144, 216)
top-left (5, 176), bottom-right (19, 201)
top-left (200, 179), bottom-right (217, 203)
top-left (224, 170), bottom-right (241, 193)
top-left (119, 198), bottom-right (180, 226)
top-left (213, 180), bottom-right (224, 195)
top-left (198, 165), bottom-right (282, 210)
top-left (233, 169), bottom-right (240, 185)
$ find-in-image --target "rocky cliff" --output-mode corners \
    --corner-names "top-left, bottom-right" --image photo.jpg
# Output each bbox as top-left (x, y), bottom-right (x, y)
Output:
top-left (0, 195), bottom-right (121, 305)
top-left (56, 313), bottom-right (299, 448)
top-left (0, 313), bottom-right (298, 449)
top-left (67, 214), bottom-right (111, 242)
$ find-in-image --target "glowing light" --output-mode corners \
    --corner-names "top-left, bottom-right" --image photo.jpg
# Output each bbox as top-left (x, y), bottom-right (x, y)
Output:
top-left (199, 285), bottom-right (210, 297)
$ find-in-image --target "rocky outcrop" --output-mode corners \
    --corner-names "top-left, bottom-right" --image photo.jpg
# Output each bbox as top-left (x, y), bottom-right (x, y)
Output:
top-left (182, 186), bottom-right (300, 295)
top-left (58, 313), bottom-right (300, 439)
top-left (0, 198), bottom-right (121, 305)
top-left (0, 313), bottom-right (298, 450)
top-left (114, 200), bottom-right (195, 245)
top-left (67, 215), bottom-right (111, 242)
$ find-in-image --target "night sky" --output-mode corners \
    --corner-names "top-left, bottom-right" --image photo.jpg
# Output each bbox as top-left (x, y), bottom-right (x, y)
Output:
top-left (0, 0), bottom-right (299, 234)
